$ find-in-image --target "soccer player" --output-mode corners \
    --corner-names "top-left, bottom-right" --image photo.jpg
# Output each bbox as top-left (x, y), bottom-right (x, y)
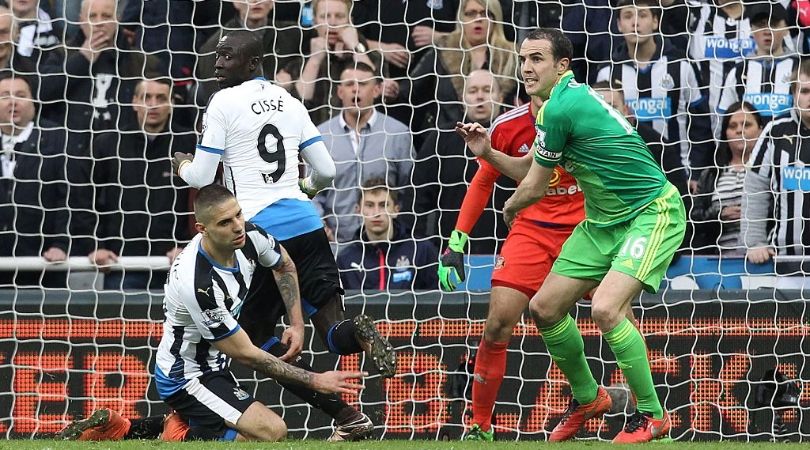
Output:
top-left (61, 185), bottom-right (366, 442)
top-left (438, 93), bottom-right (585, 442)
top-left (456, 28), bottom-right (686, 443)
top-left (171, 30), bottom-right (395, 439)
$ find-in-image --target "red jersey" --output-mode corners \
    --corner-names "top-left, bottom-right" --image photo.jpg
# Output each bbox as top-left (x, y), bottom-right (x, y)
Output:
top-left (456, 104), bottom-right (585, 233)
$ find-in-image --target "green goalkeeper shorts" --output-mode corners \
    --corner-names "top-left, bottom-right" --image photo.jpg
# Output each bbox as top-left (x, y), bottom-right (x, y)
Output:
top-left (552, 183), bottom-right (686, 293)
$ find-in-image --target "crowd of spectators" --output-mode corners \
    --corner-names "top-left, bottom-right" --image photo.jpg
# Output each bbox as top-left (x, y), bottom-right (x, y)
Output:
top-left (1, 0), bottom-right (808, 290)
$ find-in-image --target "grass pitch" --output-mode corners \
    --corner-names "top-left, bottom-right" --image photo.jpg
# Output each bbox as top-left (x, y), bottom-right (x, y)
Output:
top-left (0, 441), bottom-right (807, 450)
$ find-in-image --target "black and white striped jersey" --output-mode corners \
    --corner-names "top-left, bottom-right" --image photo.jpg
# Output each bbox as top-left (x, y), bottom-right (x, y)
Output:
top-left (688, 2), bottom-right (797, 114)
top-left (154, 222), bottom-right (283, 398)
top-left (743, 111), bottom-right (810, 255)
top-left (596, 38), bottom-right (713, 173)
top-left (718, 55), bottom-right (798, 121)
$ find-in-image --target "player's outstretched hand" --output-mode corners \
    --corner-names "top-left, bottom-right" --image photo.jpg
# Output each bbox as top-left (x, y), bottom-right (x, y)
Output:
top-left (172, 152), bottom-right (194, 175)
top-left (437, 230), bottom-right (468, 291)
top-left (455, 122), bottom-right (492, 158)
top-left (279, 324), bottom-right (305, 362)
top-left (312, 371), bottom-right (367, 395)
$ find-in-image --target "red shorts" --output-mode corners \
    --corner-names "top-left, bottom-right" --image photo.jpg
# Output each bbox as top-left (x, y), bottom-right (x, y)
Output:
top-left (490, 219), bottom-right (575, 298)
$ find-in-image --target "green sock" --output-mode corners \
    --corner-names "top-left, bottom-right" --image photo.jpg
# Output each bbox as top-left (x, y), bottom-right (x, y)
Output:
top-left (603, 318), bottom-right (663, 419)
top-left (540, 314), bottom-right (598, 404)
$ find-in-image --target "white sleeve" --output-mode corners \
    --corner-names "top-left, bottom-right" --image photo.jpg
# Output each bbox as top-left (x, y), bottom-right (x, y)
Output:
top-left (200, 93), bottom-right (228, 150)
top-left (179, 147), bottom-right (222, 188)
top-left (298, 101), bottom-right (335, 189)
top-left (186, 282), bottom-right (241, 341)
top-left (595, 66), bottom-right (610, 83)
top-left (181, 93), bottom-right (228, 187)
top-left (717, 68), bottom-right (738, 114)
top-left (246, 224), bottom-right (283, 268)
top-left (300, 140), bottom-right (336, 190)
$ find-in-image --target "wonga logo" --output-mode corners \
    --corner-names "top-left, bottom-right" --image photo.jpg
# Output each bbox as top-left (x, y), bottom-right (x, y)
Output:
top-left (628, 97), bottom-right (672, 121)
top-left (743, 93), bottom-right (792, 117)
top-left (782, 164), bottom-right (810, 191)
top-left (704, 36), bottom-right (756, 58)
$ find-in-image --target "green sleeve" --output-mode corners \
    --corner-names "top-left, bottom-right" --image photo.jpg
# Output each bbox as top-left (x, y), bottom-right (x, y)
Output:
top-left (533, 101), bottom-right (571, 168)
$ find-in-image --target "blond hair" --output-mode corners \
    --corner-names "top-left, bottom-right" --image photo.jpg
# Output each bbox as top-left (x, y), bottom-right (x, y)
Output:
top-left (438, 0), bottom-right (517, 98)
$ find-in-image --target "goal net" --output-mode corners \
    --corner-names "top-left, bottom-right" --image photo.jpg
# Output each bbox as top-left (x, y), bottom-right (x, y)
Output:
top-left (0, 0), bottom-right (807, 442)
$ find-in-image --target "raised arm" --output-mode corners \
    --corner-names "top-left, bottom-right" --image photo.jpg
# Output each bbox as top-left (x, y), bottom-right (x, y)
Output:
top-left (455, 122), bottom-right (534, 181)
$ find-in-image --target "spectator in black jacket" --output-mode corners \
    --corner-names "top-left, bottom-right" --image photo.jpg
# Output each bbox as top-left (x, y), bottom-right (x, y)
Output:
top-left (0, 72), bottom-right (68, 287)
top-left (337, 178), bottom-right (438, 291)
top-left (692, 101), bottom-right (763, 255)
top-left (39, 0), bottom-right (162, 256)
top-left (413, 69), bottom-right (513, 255)
top-left (89, 78), bottom-right (196, 290)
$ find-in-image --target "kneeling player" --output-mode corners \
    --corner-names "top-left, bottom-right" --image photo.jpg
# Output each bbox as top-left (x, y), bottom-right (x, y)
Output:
top-left (61, 185), bottom-right (364, 441)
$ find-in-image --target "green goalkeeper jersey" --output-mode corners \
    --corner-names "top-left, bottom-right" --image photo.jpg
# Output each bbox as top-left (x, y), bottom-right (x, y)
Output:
top-left (533, 71), bottom-right (669, 226)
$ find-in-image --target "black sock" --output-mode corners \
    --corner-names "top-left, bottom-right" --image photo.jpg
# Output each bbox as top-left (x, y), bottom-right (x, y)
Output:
top-left (184, 426), bottom-right (224, 441)
top-left (327, 319), bottom-right (363, 355)
top-left (124, 416), bottom-right (164, 440)
top-left (266, 341), bottom-right (354, 419)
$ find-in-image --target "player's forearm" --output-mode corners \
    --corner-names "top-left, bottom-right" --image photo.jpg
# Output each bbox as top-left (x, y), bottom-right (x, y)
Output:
top-left (243, 349), bottom-right (314, 387)
top-left (296, 57), bottom-right (323, 101)
top-left (482, 151), bottom-right (533, 182)
top-left (508, 184), bottom-right (545, 214)
top-left (300, 142), bottom-right (336, 192)
top-left (273, 264), bottom-right (304, 327)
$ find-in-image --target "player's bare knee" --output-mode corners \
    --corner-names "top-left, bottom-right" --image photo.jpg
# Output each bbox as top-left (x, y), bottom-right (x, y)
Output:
top-left (528, 297), bottom-right (562, 327)
top-left (590, 302), bottom-right (622, 332)
top-left (484, 317), bottom-right (513, 342)
top-left (269, 416), bottom-right (287, 441)
top-left (258, 415), bottom-right (287, 442)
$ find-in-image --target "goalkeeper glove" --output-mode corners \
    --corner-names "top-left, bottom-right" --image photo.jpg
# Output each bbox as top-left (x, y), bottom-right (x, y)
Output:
top-left (437, 230), bottom-right (468, 291)
top-left (298, 177), bottom-right (319, 199)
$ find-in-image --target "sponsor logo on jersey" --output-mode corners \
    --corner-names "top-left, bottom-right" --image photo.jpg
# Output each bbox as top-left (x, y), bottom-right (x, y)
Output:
top-left (782, 164), bottom-right (810, 191)
top-left (546, 184), bottom-right (583, 196)
top-left (392, 270), bottom-right (413, 283)
top-left (704, 36), bottom-right (755, 59)
top-left (494, 256), bottom-right (505, 270)
top-left (202, 308), bottom-right (225, 327)
top-left (743, 93), bottom-right (792, 117)
top-left (518, 143), bottom-right (530, 154)
top-left (628, 97), bottom-right (672, 121)
top-left (549, 168), bottom-right (561, 187)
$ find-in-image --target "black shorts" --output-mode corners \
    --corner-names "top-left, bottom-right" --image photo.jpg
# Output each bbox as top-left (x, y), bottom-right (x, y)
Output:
top-left (164, 371), bottom-right (255, 431)
top-left (240, 228), bottom-right (343, 347)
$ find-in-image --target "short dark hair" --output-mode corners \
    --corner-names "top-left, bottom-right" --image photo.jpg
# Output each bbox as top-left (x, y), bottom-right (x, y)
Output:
top-left (340, 62), bottom-right (382, 83)
top-left (359, 177), bottom-right (398, 204)
top-left (0, 70), bottom-right (36, 100)
top-left (222, 29), bottom-right (264, 61)
top-left (134, 76), bottom-right (174, 99)
top-left (616, 0), bottom-right (661, 20)
top-left (522, 28), bottom-right (573, 63)
top-left (194, 184), bottom-right (235, 223)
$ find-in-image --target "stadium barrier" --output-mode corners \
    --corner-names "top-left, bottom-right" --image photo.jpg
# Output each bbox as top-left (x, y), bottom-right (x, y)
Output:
top-left (0, 289), bottom-right (808, 441)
